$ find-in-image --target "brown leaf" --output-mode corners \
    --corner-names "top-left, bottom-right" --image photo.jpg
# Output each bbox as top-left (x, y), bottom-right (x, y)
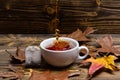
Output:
top-left (83, 27), bottom-right (96, 36)
top-left (62, 27), bottom-right (95, 41)
top-left (30, 70), bottom-right (80, 80)
top-left (0, 65), bottom-right (24, 79)
top-left (0, 72), bottom-right (18, 78)
top-left (8, 65), bottom-right (24, 79)
top-left (51, 71), bottom-right (70, 80)
top-left (15, 47), bottom-right (25, 62)
top-left (52, 70), bottom-right (80, 80)
top-left (6, 47), bottom-right (25, 64)
top-left (96, 35), bottom-right (120, 55)
top-left (30, 70), bottom-right (52, 80)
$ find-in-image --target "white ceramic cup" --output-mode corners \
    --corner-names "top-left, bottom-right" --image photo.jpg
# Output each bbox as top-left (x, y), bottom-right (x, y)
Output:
top-left (40, 37), bottom-right (89, 67)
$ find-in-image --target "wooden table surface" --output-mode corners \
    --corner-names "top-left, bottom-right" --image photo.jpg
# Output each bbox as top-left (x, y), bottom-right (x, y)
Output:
top-left (0, 34), bottom-right (120, 80)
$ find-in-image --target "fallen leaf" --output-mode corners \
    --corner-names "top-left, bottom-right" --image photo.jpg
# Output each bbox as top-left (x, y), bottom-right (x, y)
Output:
top-left (82, 57), bottom-right (104, 78)
top-left (0, 65), bottom-right (24, 79)
top-left (52, 70), bottom-right (80, 80)
top-left (15, 47), bottom-right (25, 62)
top-left (96, 35), bottom-right (120, 55)
top-left (62, 27), bottom-right (96, 41)
top-left (30, 70), bottom-right (80, 80)
top-left (9, 65), bottom-right (24, 79)
top-left (6, 47), bottom-right (25, 64)
top-left (82, 55), bottom-right (119, 79)
top-left (0, 72), bottom-right (18, 78)
top-left (30, 70), bottom-right (52, 80)
top-left (51, 71), bottom-right (70, 80)
top-left (83, 27), bottom-right (96, 36)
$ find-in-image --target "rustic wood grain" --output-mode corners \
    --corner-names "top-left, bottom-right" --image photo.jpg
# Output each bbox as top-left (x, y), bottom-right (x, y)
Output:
top-left (0, 0), bottom-right (119, 33)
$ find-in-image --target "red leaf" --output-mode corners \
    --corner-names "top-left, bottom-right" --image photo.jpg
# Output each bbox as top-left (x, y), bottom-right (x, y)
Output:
top-left (82, 57), bottom-right (104, 79)
top-left (89, 62), bottom-right (104, 76)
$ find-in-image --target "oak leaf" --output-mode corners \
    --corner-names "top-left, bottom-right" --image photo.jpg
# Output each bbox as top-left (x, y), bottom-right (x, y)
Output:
top-left (15, 47), bottom-right (25, 62)
top-left (0, 72), bottom-right (18, 78)
top-left (96, 35), bottom-right (120, 55)
top-left (51, 71), bottom-right (71, 80)
top-left (30, 70), bottom-right (80, 80)
top-left (8, 65), bottom-right (24, 79)
top-left (30, 70), bottom-right (52, 80)
top-left (82, 55), bottom-right (119, 78)
top-left (62, 27), bottom-right (95, 41)
top-left (0, 65), bottom-right (24, 79)
top-left (6, 47), bottom-right (25, 64)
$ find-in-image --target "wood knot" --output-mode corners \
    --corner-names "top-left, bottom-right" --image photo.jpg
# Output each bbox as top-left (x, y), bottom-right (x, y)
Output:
top-left (6, 3), bottom-right (11, 10)
top-left (43, 5), bottom-right (55, 15)
top-left (96, 0), bottom-right (102, 7)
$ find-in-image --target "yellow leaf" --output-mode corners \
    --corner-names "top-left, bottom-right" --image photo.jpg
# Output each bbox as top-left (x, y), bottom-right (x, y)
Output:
top-left (83, 55), bottom-right (119, 71)
top-left (98, 55), bottom-right (118, 70)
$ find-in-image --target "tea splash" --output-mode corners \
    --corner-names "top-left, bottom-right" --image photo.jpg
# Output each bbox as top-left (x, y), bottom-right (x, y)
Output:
top-left (47, 29), bottom-right (71, 50)
top-left (55, 29), bottom-right (60, 41)
top-left (46, 40), bottom-right (71, 51)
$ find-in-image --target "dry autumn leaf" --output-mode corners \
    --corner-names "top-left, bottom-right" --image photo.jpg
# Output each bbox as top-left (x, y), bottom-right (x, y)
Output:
top-left (6, 65), bottom-right (24, 80)
top-left (30, 70), bottom-right (80, 80)
top-left (82, 55), bottom-right (119, 79)
top-left (30, 70), bottom-right (52, 80)
top-left (6, 47), bottom-right (25, 64)
top-left (62, 27), bottom-right (96, 41)
top-left (15, 47), bottom-right (25, 62)
top-left (83, 27), bottom-right (96, 36)
top-left (0, 72), bottom-right (18, 78)
top-left (96, 35), bottom-right (120, 55)
top-left (51, 71), bottom-right (71, 80)
top-left (0, 65), bottom-right (24, 79)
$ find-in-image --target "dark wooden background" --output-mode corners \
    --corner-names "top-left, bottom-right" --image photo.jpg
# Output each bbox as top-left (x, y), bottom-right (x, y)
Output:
top-left (0, 0), bottom-right (119, 34)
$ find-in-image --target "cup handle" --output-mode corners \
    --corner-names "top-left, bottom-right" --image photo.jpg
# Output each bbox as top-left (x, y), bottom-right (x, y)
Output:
top-left (77, 46), bottom-right (89, 60)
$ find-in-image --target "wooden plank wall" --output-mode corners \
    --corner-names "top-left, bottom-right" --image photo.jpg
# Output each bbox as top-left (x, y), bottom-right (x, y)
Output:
top-left (0, 0), bottom-right (119, 34)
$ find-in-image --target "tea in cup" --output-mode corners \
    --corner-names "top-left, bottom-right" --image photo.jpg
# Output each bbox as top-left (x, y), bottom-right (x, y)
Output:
top-left (40, 37), bottom-right (89, 67)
